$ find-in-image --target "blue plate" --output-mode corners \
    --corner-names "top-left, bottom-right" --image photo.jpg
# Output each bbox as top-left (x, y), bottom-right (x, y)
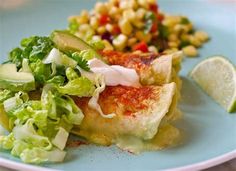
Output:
top-left (0, 0), bottom-right (236, 170)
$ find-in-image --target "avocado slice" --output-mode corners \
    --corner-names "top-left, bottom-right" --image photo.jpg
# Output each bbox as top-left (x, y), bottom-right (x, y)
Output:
top-left (0, 64), bottom-right (35, 91)
top-left (51, 30), bottom-right (102, 59)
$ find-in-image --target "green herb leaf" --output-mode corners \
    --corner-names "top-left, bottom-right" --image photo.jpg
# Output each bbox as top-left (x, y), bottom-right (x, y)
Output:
top-left (179, 40), bottom-right (190, 48)
top-left (144, 12), bottom-right (156, 34)
top-left (29, 59), bottom-right (52, 84)
top-left (21, 36), bottom-right (54, 62)
top-left (180, 17), bottom-right (190, 25)
top-left (70, 52), bottom-right (90, 71)
top-left (8, 48), bottom-right (23, 69)
top-left (159, 24), bottom-right (169, 39)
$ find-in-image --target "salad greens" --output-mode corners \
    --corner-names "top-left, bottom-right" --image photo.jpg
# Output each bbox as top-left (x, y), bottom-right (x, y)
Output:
top-left (0, 31), bottom-right (104, 164)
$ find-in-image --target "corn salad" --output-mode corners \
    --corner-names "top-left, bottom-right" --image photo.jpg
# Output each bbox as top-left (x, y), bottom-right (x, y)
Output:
top-left (68, 0), bottom-right (209, 57)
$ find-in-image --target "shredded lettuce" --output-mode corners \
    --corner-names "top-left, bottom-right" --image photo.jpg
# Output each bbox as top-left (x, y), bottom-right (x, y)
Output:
top-left (0, 133), bottom-right (15, 149)
top-left (0, 90), bottom-right (14, 104)
top-left (29, 59), bottom-right (52, 84)
top-left (43, 48), bottom-right (77, 68)
top-left (8, 36), bottom-right (59, 85)
top-left (88, 74), bottom-right (116, 119)
top-left (0, 33), bottom-right (114, 164)
top-left (41, 85), bottom-right (57, 119)
top-left (20, 36), bottom-right (54, 62)
top-left (52, 127), bottom-right (69, 150)
top-left (3, 92), bottom-right (28, 113)
top-left (55, 95), bottom-right (84, 125)
top-left (13, 119), bottom-right (52, 150)
top-left (58, 68), bottom-right (95, 96)
top-left (20, 147), bottom-right (66, 164)
top-left (46, 75), bottom-right (65, 85)
top-left (21, 58), bottom-right (32, 73)
top-left (0, 84), bottom-right (85, 164)
top-left (58, 77), bottom-right (95, 96)
top-left (11, 139), bottom-right (30, 157)
top-left (66, 67), bottom-right (79, 81)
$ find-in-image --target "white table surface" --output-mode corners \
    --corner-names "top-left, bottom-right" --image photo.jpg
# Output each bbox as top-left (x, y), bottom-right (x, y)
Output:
top-left (0, 158), bottom-right (236, 171)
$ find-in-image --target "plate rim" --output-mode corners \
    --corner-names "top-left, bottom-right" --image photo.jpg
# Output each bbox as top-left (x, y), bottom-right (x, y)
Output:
top-left (0, 1), bottom-right (236, 171)
top-left (166, 149), bottom-right (236, 171)
top-left (0, 149), bottom-right (236, 171)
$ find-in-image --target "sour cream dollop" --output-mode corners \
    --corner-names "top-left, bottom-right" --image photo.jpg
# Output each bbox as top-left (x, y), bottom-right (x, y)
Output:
top-left (88, 58), bottom-right (141, 87)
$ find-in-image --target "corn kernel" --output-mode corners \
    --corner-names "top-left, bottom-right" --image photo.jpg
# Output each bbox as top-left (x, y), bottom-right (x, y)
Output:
top-left (189, 35), bottom-right (202, 47)
top-left (168, 34), bottom-right (178, 42)
top-left (174, 24), bottom-right (189, 33)
top-left (92, 35), bottom-right (102, 41)
top-left (119, 18), bottom-right (133, 35)
top-left (147, 0), bottom-right (156, 4)
top-left (105, 24), bottom-right (113, 32)
top-left (90, 17), bottom-right (99, 30)
top-left (95, 2), bottom-right (108, 14)
top-left (109, 0), bottom-right (118, 5)
top-left (112, 34), bottom-right (128, 51)
top-left (119, 0), bottom-right (138, 10)
top-left (79, 24), bottom-right (91, 32)
top-left (180, 34), bottom-right (190, 41)
top-left (103, 40), bottom-right (114, 51)
top-left (135, 31), bottom-right (151, 43)
top-left (137, 0), bottom-right (149, 9)
top-left (132, 20), bottom-right (144, 29)
top-left (80, 10), bottom-right (89, 18)
top-left (97, 26), bottom-right (106, 34)
top-left (194, 31), bottom-right (209, 42)
top-left (168, 41), bottom-right (179, 48)
top-left (68, 15), bottom-right (78, 22)
top-left (104, 2), bottom-right (111, 9)
top-left (128, 37), bottom-right (138, 47)
top-left (183, 45), bottom-right (198, 57)
top-left (148, 46), bottom-right (158, 53)
top-left (123, 9), bottom-right (136, 22)
top-left (164, 48), bottom-right (179, 54)
top-left (109, 6), bottom-right (120, 18)
top-left (163, 16), bottom-right (180, 27)
top-left (186, 23), bottom-right (193, 32)
top-left (71, 15), bottom-right (88, 25)
top-left (136, 8), bottom-right (146, 20)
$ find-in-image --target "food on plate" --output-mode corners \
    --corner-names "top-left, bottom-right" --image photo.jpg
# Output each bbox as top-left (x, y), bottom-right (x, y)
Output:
top-left (0, 31), bottom-right (182, 163)
top-left (100, 50), bottom-right (182, 89)
top-left (68, 0), bottom-right (209, 57)
top-left (190, 56), bottom-right (236, 112)
top-left (72, 83), bottom-right (181, 153)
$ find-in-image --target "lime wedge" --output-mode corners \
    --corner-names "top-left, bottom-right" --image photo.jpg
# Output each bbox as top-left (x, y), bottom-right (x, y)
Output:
top-left (190, 56), bottom-right (236, 112)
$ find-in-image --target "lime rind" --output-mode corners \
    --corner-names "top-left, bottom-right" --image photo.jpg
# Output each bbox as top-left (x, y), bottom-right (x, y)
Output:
top-left (190, 56), bottom-right (236, 113)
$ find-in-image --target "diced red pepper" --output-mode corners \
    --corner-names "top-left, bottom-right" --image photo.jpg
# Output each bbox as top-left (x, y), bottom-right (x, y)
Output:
top-left (133, 41), bottom-right (149, 52)
top-left (149, 4), bottom-right (159, 13)
top-left (151, 21), bottom-right (158, 32)
top-left (99, 14), bottom-right (110, 25)
top-left (157, 14), bottom-right (164, 22)
top-left (112, 24), bottom-right (121, 35)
